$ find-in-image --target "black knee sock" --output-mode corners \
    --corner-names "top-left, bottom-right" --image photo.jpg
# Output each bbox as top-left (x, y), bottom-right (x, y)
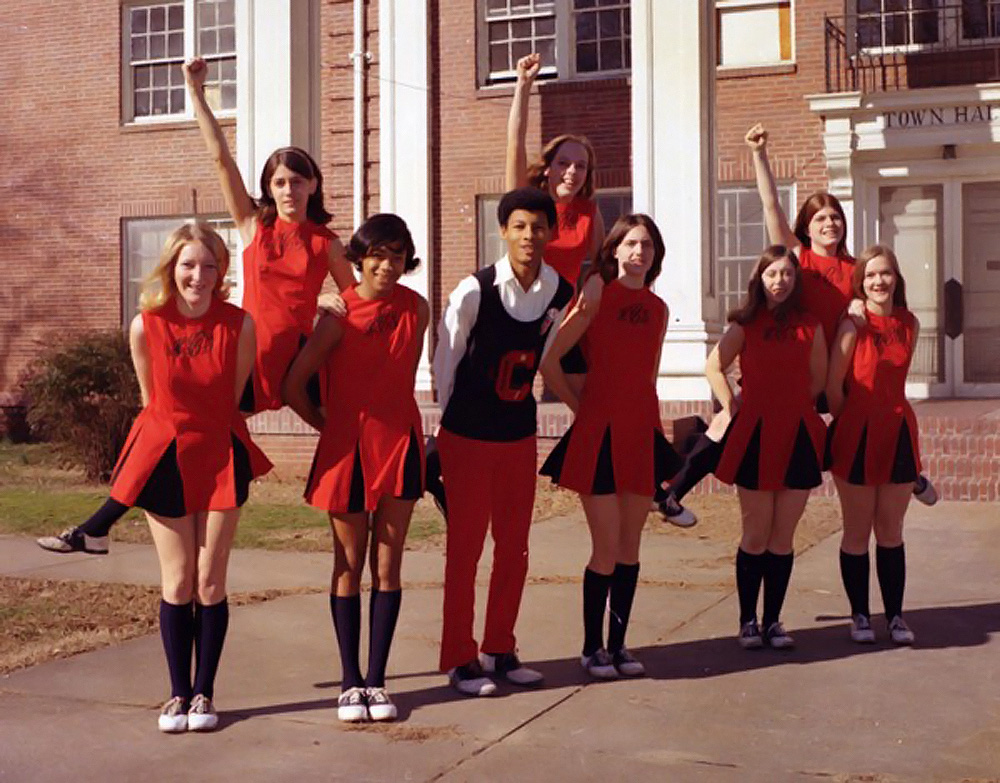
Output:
top-left (582, 568), bottom-right (612, 656)
top-left (192, 599), bottom-right (229, 700)
top-left (159, 599), bottom-right (194, 701)
top-left (331, 594), bottom-right (364, 690)
top-left (839, 550), bottom-right (871, 618)
top-left (735, 548), bottom-right (766, 624)
top-left (668, 434), bottom-right (723, 502)
top-left (876, 544), bottom-right (906, 621)
top-left (762, 551), bottom-right (794, 628)
top-left (607, 562), bottom-right (640, 654)
top-left (78, 498), bottom-right (129, 538)
top-left (365, 589), bottom-right (402, 688)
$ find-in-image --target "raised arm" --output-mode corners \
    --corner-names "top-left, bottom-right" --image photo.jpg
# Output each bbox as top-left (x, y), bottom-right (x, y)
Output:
top-left (705, 324), bottom-right (746, 418)
top-left (282, 314), bottom-right (343, 431)
top-left (746, 123), bottom-right (797, 250)
top-left (128, 314), bottom-right (152, 408)
top-left (505, 53), bottom-right (542, 191)
top-left (825, 319), bottom-right (856, 416)
top-left (183, 58), bottom-right (256, 244)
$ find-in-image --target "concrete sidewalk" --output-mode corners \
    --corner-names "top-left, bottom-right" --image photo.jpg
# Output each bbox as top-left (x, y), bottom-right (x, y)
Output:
top-left (1, 502), bottom-right (998, 782)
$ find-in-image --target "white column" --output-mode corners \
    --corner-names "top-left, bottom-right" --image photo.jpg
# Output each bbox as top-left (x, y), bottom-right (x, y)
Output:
top-left (379, 0), bottom-right (433, 393)
top-left (235, 0), bottom-right (320, 199)
top-left (631, 0), bottom-right (719, 400)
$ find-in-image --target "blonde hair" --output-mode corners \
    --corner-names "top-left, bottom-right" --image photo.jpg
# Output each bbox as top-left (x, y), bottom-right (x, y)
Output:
top-left (139, 222), bottom-right (231, 311)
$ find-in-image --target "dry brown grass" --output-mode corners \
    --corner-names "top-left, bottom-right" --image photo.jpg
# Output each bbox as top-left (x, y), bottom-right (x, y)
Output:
top-left (0, 576), bottom-right (320, 675)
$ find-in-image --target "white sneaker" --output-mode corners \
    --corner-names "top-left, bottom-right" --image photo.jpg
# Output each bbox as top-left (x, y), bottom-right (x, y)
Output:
top-left (738, 619), bottom-right (763, 649)
top-left (580, 648), bottom-right (618, 679)
top-left (365, 687), bottom-right (397, 721)
top-left (850, 614), bottom-right (876, 644)
top-left (337, 686), bottom-right (369, 722)
top-left (187, 694), bottom-right (219, 732)
top-left (888, 616), bottom-right (915, 645)
top-left (612, 647), bottom-right (645, 677)
top-left (657, 495), bottom-right (698, 528)
top-left (764, 621), bottom-right (795, 650)
top-left (913, 475), bottom-right (938, 506)
top-left (479, 652), bottom-right (544, 687)
top-left (36, 527), bottom-right (109, 555)
top-left (157, 696), bottom-right (188, 733)
top-left (448, 661), bottom-right (497, 697)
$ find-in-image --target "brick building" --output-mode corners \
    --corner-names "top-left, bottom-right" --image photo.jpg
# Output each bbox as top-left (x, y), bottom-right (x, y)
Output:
top-left (2, 1), bottom-right (1000, 485)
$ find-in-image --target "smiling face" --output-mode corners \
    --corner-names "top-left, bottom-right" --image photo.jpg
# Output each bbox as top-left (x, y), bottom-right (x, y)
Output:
top-left (173, 241), bottom-right (219, 312)
top-left (862, 254), bottom-right (897, 307)
top-left (807, 206), bottom-right (845, 254)
top-left (359, 243), bottom-right (406, 297)
top-left (268, 163), bottom-right (318, 222)
top-left (614, 224), bottom-right (655, 283)
top-left (761, 256), bottom-right (797, 307)
top-left (545, 140), bottom-right (590, 201)
top-left (501, 208), bottom-right (552, 272)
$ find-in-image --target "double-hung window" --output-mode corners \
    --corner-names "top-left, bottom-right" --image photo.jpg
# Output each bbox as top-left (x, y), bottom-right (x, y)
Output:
top-left (123, 0), bottom-right (236, 123)
top-left (479, 0), bottom-right (631, 85)
top-left (717, 1), bottom-right (793, 68)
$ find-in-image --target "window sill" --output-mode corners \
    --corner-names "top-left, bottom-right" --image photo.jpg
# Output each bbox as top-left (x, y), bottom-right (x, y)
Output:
top-left (717, 62), bottom-right (796, 79)
top-left (119, 114), bottom-right (236, 133)
top-left (476, 72), bottom-right (630, 99)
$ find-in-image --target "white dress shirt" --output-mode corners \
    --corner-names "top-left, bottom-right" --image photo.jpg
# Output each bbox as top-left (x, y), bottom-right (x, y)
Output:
top-left (432, 255), bottom-right (568, 410)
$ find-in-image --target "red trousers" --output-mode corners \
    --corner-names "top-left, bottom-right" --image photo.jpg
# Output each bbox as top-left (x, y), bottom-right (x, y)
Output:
top-left (438, 428), bottom-right (537, 672)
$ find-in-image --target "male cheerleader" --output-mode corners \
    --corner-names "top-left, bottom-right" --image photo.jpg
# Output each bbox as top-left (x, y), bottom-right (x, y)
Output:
top-left (433, 187), bottom-right (573, 695)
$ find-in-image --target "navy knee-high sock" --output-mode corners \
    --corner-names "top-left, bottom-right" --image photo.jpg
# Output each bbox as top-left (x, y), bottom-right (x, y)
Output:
top-left (159, 599), bottom-right (194, 701)
top-left (607, 563), bottom-right (640, 654)
top-left (78, 498), bottom-right (129, 538)
top-left (762, 551), bottom-right (794, 628)
top-left (735, 548), bottom-right (766, 624)
top-left (331, 594), bottom-right (364, 690)
top-left (192, 599), bottom-right (229, 700)
top-left (839, 550), bottom-right (871, 618)
top-left (365, 589), bottom-right (402, 688)
top-left (582, 568), bottom-right (612, 656)
top-left (876, 544), bottom-right (906, 621)
top-left (668, 434), bottom-right (723, 502)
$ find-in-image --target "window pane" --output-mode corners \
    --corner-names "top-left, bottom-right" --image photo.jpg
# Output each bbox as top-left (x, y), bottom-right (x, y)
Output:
top-left (576, 41), bottom-right (598, 72)
top-left (131, 36), bottom-right (148, 61)
top-left (599, 40), bottom-right (622, 70)
top-left (490, 42), bottom-right (509, 72)
top-left (199, 0), bottom-right (216, 27)
top-left (131, 7), bottom-right (148, 33)
top-left (135, 91), bottom-right (151, 116)
top-left (536, 15), bottom-right (555, 35)
top-left (221, 58), bottom-right (236, 81)
top-left (537, 38), bottom-right (556, 65)
top-left (511, 19), bottom-right (531, 39)
top-left (135, 65), bottom-right (151, 88)
top-left (576, 12), bottom-right (597, 41)
top-left (169, 87), bottom-right (185, 113)
top-left (152, 64), bottom-right (168, 86)
top-left (152, 89), bottom-right (169, 114)
top-left (599, 9), bottom-right (621, 37)
top-left (220, 26), bottom-right (235, 52)
top-left (168, 4), bottom-right (184, 29)
top-left (511, 39), bottom-right (532, 62)
top-left (221, 83), bottom-right (237, 109)
top-left (168, 31), bottom-right (183, 56)
top-left (200, 29), bottom-right (218, 55)
top-left (150, 6), bottom-right (165, 32)
top-left (219, 0), bottom-right (234, 25)
top-left (150, 33), bottom-right (166, 58)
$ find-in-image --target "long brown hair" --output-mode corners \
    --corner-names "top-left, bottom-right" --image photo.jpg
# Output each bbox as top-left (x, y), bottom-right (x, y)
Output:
top-left (525, 133), bottom-right (597, 200)
top-left (256, 146), bottom-right (333, 228)
top-left (139, 222), bottom-right (231, 311)
top-left (591, 213), bottom-right (665, 287)
top-left (853, 244), bottom-right (908, 309)
top-left (793, 192), bottom-right (849, 258)
top-left (727, 245), bottom-right (803, 325)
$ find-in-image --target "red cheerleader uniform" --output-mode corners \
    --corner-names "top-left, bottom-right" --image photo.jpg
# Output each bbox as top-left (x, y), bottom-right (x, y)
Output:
top-left (242, 218), bottom-right (337, 412)
top-left (827, 308), bottom-right (921, 485)
top-left (715, 308), bottom-right (826, 491)
top-left (540, 280), bottom-right (680, 495)
top-left (305, 284), bottom-right (425, 513)
top-left (110, 297), bottom-right (272, 516)
top-left (798, 247), bottom-right (854, 350)
top-left (545, 197), bottom-right (597, 286)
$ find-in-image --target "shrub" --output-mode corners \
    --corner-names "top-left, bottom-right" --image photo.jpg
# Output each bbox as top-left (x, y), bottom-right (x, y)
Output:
top-left (18, 330), bottom-right (141, 482)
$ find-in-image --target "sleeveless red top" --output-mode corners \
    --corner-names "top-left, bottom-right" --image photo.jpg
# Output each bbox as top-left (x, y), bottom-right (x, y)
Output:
top-left (828, 307), bottom-right (921, 484)
top-left (242, 218), bottom-right (337, 412)
top-left (305, 283), bottom-right (425, 512)
top-left (554, 281), bottom-right (666, 496)
top-left (544, 197), bottom-right (597, 286)
top-left (111, 297), bottom-right (271, 510)
top-left (715, 308), bottom-right (826, 491)
top-left (798, 247), bottom-right (854, 349)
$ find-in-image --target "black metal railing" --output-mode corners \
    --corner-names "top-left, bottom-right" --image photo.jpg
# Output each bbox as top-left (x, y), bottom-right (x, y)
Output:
top-left (825, 2), bottom-right (1000, 93)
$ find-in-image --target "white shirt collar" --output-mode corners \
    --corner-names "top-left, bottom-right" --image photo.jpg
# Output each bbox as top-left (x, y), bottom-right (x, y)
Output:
top-left (494, 255), bottom-right (556, 294)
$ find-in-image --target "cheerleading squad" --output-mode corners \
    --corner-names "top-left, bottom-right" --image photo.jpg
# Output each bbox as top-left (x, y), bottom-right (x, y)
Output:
top-left (34, 54), bottom-right (933, 731)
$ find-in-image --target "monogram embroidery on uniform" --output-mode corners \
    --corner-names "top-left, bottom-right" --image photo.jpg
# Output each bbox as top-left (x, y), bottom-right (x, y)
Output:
top-left (364, 309), bottom-right (401, 337)
top-left (617, 304), bottom-right (650, 325)
top-left (870, 324), bottom-right (908, 351)
top-left (170, 331), bottom-right (214, 358)
top-left (762, 323), bottom-right (800, 342)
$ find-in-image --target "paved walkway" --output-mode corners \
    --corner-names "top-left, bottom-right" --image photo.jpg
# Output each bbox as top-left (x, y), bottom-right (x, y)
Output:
top-left (1, 501), bottom-right (998, 782)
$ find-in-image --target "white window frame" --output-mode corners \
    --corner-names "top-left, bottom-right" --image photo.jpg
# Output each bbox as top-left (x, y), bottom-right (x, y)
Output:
top-left (852, 0), bottom-right (948, 55)
top-left (121, 0), bottom-right (236, 125)
top-left (478, 0), bottom-right (631, 86)
top-left (122, 216), bottom-right (241, 326)
top-left (716, 0), bottom-right (795, 69)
